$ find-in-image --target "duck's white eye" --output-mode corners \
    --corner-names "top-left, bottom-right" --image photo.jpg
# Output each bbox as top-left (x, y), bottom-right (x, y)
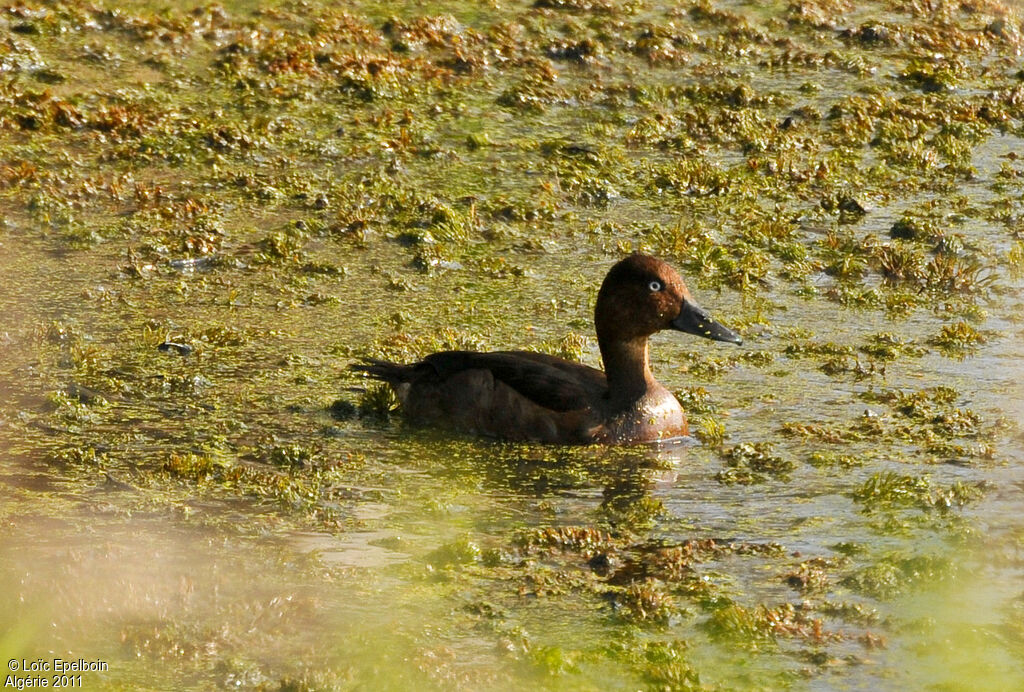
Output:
top-left (648, 280), bottom-right (663, 292)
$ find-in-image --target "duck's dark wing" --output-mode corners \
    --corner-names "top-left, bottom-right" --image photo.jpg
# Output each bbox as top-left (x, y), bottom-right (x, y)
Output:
top-left (356, 350), bottom-right (607, 412)
top-left (426, 351), bottom-right (606, 412)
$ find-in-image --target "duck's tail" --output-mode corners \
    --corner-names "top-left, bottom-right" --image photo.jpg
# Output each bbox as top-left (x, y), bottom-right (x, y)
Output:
top-left (350, 357), bottom-right (416, 384)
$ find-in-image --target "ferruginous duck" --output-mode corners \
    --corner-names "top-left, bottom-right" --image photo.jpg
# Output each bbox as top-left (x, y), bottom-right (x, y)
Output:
top-left (353, 254), bottom-right (742, 444)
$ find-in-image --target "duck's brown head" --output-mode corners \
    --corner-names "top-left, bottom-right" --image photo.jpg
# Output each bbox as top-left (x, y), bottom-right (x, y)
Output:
top-left (594, 254), bottom-right (742, 345)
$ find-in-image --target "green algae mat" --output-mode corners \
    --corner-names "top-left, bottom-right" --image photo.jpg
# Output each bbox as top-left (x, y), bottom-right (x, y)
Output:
top-left (1, 0), bottom-right (1023, 689)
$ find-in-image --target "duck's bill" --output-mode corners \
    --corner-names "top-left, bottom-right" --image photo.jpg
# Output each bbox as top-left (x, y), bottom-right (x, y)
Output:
top-left (671, 302), bottom-right (743, 345)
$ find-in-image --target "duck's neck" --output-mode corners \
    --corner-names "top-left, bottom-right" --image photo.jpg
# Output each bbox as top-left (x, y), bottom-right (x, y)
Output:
top-left (600, 336), bottom-right (655, 406)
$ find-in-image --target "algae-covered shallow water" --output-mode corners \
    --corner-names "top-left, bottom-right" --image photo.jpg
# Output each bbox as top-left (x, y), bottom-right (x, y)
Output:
top-left (1, 0), bottom-right (1024, 689)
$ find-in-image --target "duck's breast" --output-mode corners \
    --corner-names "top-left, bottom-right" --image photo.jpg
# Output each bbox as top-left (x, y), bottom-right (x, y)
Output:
top-left (602, 388), bottom-right (688, 443)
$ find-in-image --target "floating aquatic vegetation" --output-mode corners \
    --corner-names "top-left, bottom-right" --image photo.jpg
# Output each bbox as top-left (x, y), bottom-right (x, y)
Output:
top-left (841, 553), bottom-right (959, 600)
top-left (851, 472), bottom-right (984, 513)
top-left (1, 0), bottom-right (1022, 689)
top-left (717, 442), bottom-right (795, 485)
top-left (928, 320), bottom-right (991, 356)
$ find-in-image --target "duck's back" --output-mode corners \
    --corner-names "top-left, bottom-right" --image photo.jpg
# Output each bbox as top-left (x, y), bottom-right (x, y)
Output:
top-left (354, 351), bottom-right (608, 443)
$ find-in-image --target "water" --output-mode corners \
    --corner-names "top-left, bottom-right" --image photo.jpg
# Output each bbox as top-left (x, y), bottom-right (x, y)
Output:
top-left (2, 0), bottom-right (1024, 689)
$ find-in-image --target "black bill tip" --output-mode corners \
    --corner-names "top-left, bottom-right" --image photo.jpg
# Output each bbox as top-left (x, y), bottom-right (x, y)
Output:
top-left (671, 302), bottom-right (743, 345)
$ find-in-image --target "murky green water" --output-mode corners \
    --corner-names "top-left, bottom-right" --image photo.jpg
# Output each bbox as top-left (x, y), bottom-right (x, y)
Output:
top-left (2, 0), bottom-right (1023, 689)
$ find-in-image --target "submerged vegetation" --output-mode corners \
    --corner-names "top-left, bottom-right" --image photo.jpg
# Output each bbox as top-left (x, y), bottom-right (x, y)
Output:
top-left (1, 0), bottom-right (1023, 689)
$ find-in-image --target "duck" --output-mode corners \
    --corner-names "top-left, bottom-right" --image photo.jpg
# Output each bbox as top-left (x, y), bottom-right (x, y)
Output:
top-left (352, 254), bottom-right (742, 444)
